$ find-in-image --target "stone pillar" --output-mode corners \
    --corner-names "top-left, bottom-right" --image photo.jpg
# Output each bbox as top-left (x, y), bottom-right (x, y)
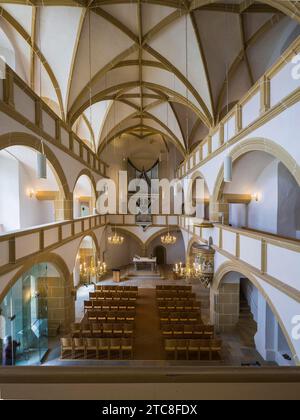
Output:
top-left (212, 283), bottom-right (240, 333)
top-left (54, 192), bottom-right (66, 221)
top-left (63, 192), bottom-right (74, 220)
top-left (43, 275), bottom-right (75, 334)
top-left (254, 292), bottom-right (267, 360)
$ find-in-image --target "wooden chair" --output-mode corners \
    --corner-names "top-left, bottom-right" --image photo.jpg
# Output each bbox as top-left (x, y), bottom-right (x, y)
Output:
top-left (121, 339), bottom-right (133, 359)
top-left (210, 339), bottom-right (222, 360)
top-left (176, 340), bottom-right (188, 359)
top-left (187, 340), bottom-right (201, 360)
top-left (98, 338), bottom-right (110, 359)
top-left (103, 323), bottom-right (113, 335)
top-left (199, 340), bottom-right (210, 360)
top-left (84, 301), bottom-right (93, 312)
top-left (71, 323), bottom-right (81, 337)
top-left (86, 338), bottom-right (98, 359)
top-left (61, 338), bottom-right (73, 359)
top-left (73, 338), bottom-right (86, 359)
top-left (92, 323), bottom-right (102, 336)
top-left (124, 324), bottom-right (134, 336)
top-left (165, 339), bottom-right (177, 359)
top-left (110, 339), bottom-right (121, 359)
top-left (184, 325), bottom-right (194, 337)
top-left (87, 311), bottom-right (98, 322)
top-left (113, 324), bottom-right (123, 336)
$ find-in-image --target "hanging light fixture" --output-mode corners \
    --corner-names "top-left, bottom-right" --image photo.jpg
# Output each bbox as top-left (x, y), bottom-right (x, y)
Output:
top-left (37, 140), bottom-right (47, 179)
top-left (161, 229), bottom-right (177, 245)
top-left (224, 154), bottom-right (232, 183)
top-left (108, 227), bottom-right (124, 245)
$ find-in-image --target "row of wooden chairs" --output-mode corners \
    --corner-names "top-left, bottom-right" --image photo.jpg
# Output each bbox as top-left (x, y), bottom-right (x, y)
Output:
top-left (165, 339), bottom-right (222, 360)
top-left (160, 312), bottom-right (201, 323)
top-left (156, 285), bottom-right (192, 291)
top-left (61, 338), bottom-right (134, 360)
top-left (71, 323), bottom-right (134, 338)
top-left (156, 293), bottom-right (195, 301)
top-left (158, 303), bottom-right (201, 311)
top-left (89, 292), bottom-right (137, 301)
top-left (95, 285), bottom-right (138, 292)
top-left (87, 310), bottom-right (135, 322)
top-left (161, 324), bottom-right (214, 339)
top-left (157, 290), bottom-right (194, 296)
top-left (84, 301), bottom-right (136, 312)
top-left (92, 290), bottom-right (138, 297)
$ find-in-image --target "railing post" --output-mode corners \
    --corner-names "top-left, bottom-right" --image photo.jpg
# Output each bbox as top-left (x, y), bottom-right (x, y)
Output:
top-left (3, 66), bottom-right (15, 108)
top-left (219, 123), bottom-right (225, 146)
top-left (39, 230), bottom-right (44, 251)
top-left (236, 233), bottom-right (240, 258)
top-left (260, 75), bottom-right (270, 114)
top-left (235, 105), bottom-right (242, 133)
top-left (261, 239), bottom-right (268, 274)
top-left (9, 236), bottom-right (16, 264)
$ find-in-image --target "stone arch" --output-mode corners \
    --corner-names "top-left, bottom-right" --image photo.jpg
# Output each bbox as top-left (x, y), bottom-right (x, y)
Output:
top-left (213, 261), bottom-right (299, 366)
top-left (0, 132), bottom-right (70, 199)
top-left (211, 137), bottom-right (300, 222)
top-left (72, 232), bottom-right (100, 272)
top-left (72, 168), bottom-right (97, 198)
top-left (187, 170), bottom-right (210, 218)
top-left (0, 252), bottom-right (72, 303)
top-left (113, 227), bottom-right (145, 250)
top-left (186, 236), bottom-right (203, 264)
top-left (144, 227), bottom-right (180, 248)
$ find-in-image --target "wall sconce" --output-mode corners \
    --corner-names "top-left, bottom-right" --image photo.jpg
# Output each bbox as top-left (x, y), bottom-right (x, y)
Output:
top-left (27, 188), bottom-right (35, 199)
top-left (252, 193), bottom-right (260, 202)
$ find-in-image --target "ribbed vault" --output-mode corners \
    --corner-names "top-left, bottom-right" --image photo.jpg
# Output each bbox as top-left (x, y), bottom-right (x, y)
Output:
top-left (0, 0), bottom-right (300, 157)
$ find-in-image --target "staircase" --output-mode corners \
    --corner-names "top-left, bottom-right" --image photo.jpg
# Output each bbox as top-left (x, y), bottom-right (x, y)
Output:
top-left (236, 297), bottom-right (257, 348)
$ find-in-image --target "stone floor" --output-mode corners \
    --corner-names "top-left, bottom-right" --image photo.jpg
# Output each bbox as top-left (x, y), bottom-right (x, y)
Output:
top-left (42, 265), bottom-right (272, 367)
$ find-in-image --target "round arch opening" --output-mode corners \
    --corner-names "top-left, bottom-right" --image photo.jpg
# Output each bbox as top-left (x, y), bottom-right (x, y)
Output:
top-left (0, 145), bottom-right (67, 233)
top-left (213, 144), bottom-right (300, 240)
top-left (73, 174), bottom-right (96, 219)
top-left (0, 260), bottom-right (73, 366)
top-left (213, 267), bottom-right (296, 367)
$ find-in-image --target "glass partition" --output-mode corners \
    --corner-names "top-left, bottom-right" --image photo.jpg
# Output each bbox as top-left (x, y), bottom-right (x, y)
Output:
top-left (0, 263), bottom-right (60, 366)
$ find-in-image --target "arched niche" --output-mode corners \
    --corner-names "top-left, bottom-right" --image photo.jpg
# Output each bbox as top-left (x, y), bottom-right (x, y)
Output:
top-left (211, 138), bottom-right (300, 238)
top-left (0, 254), bottom-right (74, 365)
top-left (73, 233), bottom-right (100, 288)
top-left (0, 144), bottom-right (67, 232)
top-left (212, 262), bottom-right (298, 366)
top-left (73, 171), bottom-right (97, 219)
top-left (146, 229), bottom-right (185, 266)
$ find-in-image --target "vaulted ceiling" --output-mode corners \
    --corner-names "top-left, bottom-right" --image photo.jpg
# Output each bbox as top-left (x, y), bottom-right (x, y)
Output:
top-left (0, 0), bottom-right (300, 159)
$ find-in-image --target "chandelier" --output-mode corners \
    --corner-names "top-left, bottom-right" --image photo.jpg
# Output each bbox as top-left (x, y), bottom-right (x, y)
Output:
top-left (108, 232), bottom-right (124, 245)
top-left (173, 262), bottom-right (201, 279)
top-left (80, 258), bottom-right (107, 283)
top-left (161, 232), bottom-right (177, 245)
top-left (173, 258), bottom-right (214, 288)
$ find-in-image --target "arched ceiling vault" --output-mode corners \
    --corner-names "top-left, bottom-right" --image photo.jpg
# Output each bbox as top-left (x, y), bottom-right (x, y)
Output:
top-left (0, 0), bottom-right (300, 155)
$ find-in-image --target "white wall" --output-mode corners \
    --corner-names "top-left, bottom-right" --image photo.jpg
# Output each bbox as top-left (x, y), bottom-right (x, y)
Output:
top-left (241, 278), bottom-right (258, 322)
top-left (0, 149), bottom-right (61, 232)
top-left (277, 163), bottom-right (300, 238)
top-left (18, 162), bottom-right (55, 228)
top-left (0, 153), bottom-right (20, 231)
top-left (148, 231), bottom-right (186, 265)
top-left (247, 160), bottom-right (279, 234)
